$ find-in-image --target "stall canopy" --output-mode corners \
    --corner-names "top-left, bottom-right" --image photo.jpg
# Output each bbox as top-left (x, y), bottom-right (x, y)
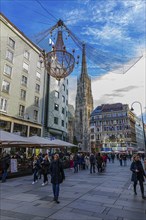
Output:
top-left (26, 136), bottom-right (57, 147)
top-left (50, 139), bottom-right (77, 147)
top-left (0, 130), bottom-right (78, 148)
top-left (0, 130), bottom-right (34, 145)
top-left (27, 136), bottom-right (77, 148)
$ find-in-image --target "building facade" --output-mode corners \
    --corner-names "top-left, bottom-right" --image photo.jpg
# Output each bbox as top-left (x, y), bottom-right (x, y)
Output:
top-left (68, 104), bottom-right (75, 143)
top-left (0, 13), bottom-right (44, 136)
top-left (134, 116), bottom-right (145, 150)
top-left (90, 103), bottom-right (137, 152)
top-left (45, 77), bottom-right (69, 140)
top-left (0, 13), bottom-right (69, 140)
top-left (75, 44), bottom-right (93, 151)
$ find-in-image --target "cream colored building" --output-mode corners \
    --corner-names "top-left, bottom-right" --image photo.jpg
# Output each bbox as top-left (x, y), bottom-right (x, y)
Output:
top-left (0, 13), bottom-right (44, 136)
top-left (0, 13), bottom-right (70, 140)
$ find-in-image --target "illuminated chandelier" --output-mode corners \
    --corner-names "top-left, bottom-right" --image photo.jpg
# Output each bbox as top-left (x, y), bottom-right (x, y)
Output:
top-left (40, 20), bottom-right (77, 81)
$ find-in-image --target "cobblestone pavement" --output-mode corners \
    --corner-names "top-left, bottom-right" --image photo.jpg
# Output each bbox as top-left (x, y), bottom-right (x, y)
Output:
top-left (0, 159), bottom-right (146, 220)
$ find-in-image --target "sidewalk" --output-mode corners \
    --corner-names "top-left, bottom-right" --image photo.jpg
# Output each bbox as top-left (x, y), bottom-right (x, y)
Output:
top-left (0, 160), bottom-right (146, 220)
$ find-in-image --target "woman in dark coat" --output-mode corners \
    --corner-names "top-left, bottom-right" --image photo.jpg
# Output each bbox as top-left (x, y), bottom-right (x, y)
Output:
top-left (50, 154), bottom-right (65, 203)
top-left (130, 154), bottom-right (146, 199)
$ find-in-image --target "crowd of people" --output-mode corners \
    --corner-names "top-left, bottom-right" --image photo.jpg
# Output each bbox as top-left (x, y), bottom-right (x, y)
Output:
top-left (0, 150), bottom-right (146, 201)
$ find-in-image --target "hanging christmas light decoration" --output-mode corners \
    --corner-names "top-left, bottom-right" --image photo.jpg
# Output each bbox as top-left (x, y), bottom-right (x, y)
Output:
top-left (39, 20), bottom-right (78, 81)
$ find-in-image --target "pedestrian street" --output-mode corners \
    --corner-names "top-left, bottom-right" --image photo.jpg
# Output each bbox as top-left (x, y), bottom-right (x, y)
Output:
top-left (0, 159), bottom-right (146, 220)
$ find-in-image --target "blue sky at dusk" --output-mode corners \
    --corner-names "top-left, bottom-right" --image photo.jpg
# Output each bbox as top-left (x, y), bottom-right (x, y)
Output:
top-left (1, 0), bottom-right (146, 120)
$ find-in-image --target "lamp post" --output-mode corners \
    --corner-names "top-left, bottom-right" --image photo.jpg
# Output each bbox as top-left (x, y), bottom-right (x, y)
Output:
top-left (131, 101), bottom-right (146, 157)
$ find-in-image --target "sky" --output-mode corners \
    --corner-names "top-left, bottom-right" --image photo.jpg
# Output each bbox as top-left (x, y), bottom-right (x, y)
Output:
top-left (1, 0), bottom-right (146, 121)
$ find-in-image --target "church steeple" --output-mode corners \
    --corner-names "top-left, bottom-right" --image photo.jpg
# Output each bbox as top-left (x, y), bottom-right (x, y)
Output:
top-left (75, 43), bottom-right (93, 152)
top-left (81, 43), bottom-right (87, 76)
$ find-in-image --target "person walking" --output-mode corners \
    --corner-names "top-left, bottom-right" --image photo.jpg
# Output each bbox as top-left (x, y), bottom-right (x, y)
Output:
top-left (1, 153), bottom-right (10, 183)
top-left (41, 154), bottom-right (50, 186)
top-left (96, 153), bottom-right (103, 173)
top-left (130, 154), bottom-right (146, 199)
top-left (89, 153), bottom-right (96, 173)
top-left (32, 156), bottom-right (40, 184)
top-left (119, 153), bottom-right (123, 166)
top-left (50, 154), bottom-right (65, 203)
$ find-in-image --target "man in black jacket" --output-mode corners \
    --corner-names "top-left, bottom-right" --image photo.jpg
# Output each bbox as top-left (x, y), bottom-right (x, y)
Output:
top-left (1, 153), bottom-right (10, 182)
top-left (50, 154), bottom-right (65, 203)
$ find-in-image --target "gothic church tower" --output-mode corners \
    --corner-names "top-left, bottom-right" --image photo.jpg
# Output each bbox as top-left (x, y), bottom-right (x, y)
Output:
top-left (75, 44), bottom-right (93, 151)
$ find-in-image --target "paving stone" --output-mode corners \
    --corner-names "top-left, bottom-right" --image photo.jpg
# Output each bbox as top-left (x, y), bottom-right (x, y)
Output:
top-left (1, 160), bottom-right (146, 220)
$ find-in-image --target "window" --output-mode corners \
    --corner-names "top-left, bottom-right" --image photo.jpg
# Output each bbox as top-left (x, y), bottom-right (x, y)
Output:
top-left (2, 80), bottom-right (10, 93)
top-left (66, 99), bottom-right (68, 105)
top-left (35, 84), bottom-right (40, 93)
top-left (54, 103), bottom-right (59, 111)
top-left (19, 105), bottom-right (25, 117)
top-left (23, 62), bottom-right (29, 72)
top-left (37, 61), bottom-right (41, 69)
top-left (0, 97), bottom-right (7, 112)
top-left (66, 89), bottom-right (68, 95)
top-left (34, 96), bottom-right (39, 107)
top-left (8, 38), bottom-right (15, 49)
top-left (34, 110), bottom-right (38, 121)
top-left (62, 95), bottom-right (65, 103)
top-left (20, 89), bottom-right (26, 100)
top-left (6, 50), bottom-right (13, 62)
top-left (4, 64), bottom-right (12, 76)
top-left (36, 72), bottom-right (41, 81)
top-left (91, 135), bottom-right (94, 140)
top-left (91, 128), bottom-right (94, 133)
top-left (62, 120), bottom-right (64, 127)
top-left (54, 117), bottom-right (58, 125)
top-left (24, 50), bottom-right (30, 60)
top-left (63, 84), bottom-right (65, 91)
top-left (62, 107), bottom-right (64, 114)
top-left (55, 91), bottom-right (59, 98)
top-left (21, 75), bottom-right (27, 86)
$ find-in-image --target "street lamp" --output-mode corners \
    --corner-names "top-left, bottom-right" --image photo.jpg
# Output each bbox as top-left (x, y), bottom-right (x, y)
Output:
top-left (130, 101), bottom-right (146, 157)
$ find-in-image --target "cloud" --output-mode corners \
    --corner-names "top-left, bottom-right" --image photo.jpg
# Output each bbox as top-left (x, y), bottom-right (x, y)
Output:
top-left (92, 53), bottom-right (146, 115)
top-left (114, 86), bottom-right (140, 93)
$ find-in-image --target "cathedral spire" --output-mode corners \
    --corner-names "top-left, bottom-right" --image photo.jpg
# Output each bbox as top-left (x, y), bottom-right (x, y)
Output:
top-left (81, 43), bottom-right (87, 76)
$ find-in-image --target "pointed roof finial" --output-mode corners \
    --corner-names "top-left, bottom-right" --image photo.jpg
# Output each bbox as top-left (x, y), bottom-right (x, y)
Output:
top-left (81, 43), bottom-right (87, 76)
